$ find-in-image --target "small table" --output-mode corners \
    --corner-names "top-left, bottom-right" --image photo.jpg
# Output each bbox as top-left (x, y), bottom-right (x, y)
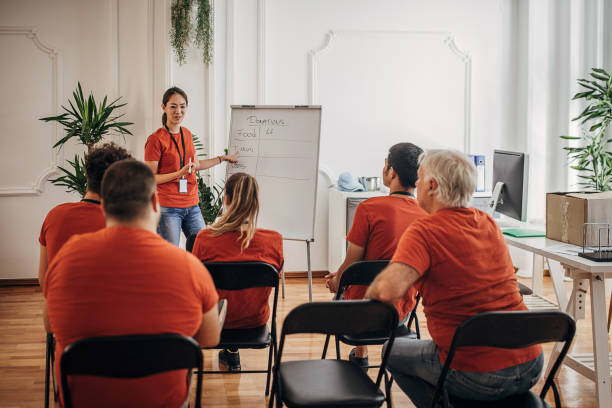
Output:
top-left (504, 235), bottom-right (612, 408)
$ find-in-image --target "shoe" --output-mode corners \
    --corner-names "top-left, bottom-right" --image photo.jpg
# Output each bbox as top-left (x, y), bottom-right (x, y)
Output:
top-left (219, 349), bottom-right (241, 371)
top-left (349, 348), bottom-right (368, 372)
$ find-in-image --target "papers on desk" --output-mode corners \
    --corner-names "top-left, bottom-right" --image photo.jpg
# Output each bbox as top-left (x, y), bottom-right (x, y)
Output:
top-left (545, 243), bottom-right (583, 256)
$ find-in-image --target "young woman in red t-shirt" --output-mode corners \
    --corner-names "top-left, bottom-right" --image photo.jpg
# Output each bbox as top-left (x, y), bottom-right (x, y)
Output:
top-left (192, 172), bottom-right (283, 371)
top-left (144, 87), bottom-right (238, 246)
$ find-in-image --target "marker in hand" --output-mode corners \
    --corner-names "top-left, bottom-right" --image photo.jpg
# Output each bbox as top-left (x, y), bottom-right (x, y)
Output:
top-left (188, 157), bottom-right (193, 174)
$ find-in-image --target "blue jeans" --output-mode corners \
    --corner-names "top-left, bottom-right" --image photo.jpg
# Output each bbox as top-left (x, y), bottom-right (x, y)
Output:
top-left (384, 338), bottom-right (544, 408)
top-left (157, 205), bottom-right (206, 247)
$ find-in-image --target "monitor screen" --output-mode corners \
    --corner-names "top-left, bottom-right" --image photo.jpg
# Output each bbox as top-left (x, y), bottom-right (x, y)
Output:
top-left (492, 150), bottom-right (529, 221)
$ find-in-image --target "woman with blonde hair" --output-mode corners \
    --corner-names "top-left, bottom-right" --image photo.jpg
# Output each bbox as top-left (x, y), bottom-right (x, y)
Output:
top-left (192, 172), bottom-right (283, 371)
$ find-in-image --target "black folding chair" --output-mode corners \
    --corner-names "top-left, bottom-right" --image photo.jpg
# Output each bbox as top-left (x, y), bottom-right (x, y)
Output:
top-left (60, 333), bottom-right (203, 408)
top-left (44, 332), bottom-right (57, 408)
top-left (269, 300), bottom-right (399, 408)
top-left (321, 260), bottom-right (421, 364)
top-left (199, 261), bottom-right (279, 396)
top-left (431, 310), bottom-right (576, 408)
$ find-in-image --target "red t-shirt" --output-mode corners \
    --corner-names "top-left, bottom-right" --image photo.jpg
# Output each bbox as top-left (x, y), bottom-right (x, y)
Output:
top-left (192, 228), bottom-right (283, 329)
top-left (44, 226), bottom-right (218, 408)
top-left (39, 201), bottom-right (106, 265)
top-left (144, 127), bottom-right (198, 208)
top-left (345, 195), bottom-right (427, 320)
top-left (391, 207), bottom-right (542, 372)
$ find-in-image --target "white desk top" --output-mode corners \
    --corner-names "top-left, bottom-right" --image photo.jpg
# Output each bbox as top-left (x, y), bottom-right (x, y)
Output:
top-left (504, 235), bottom-right (612, 276)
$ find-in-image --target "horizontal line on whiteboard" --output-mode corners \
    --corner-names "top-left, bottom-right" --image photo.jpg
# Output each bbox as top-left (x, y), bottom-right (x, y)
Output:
top-left (256, 174), bottom-right (310, 181)
top-left (232, 137), bottom-right (313, 143)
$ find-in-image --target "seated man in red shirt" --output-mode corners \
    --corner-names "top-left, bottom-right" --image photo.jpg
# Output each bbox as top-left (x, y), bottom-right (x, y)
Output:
top-left (325, 143), bottom-right (427, 368)
top-left (44, 160), bottom-right (221, 408)
top-left (366, 149), bottom-right (543, 407)
top-left (38, 142), bottom-right (132, 291)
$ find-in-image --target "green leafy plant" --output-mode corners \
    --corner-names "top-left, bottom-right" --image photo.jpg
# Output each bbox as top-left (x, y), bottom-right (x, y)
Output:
top-left (561, 68), bottom-right (612, 191)
top-left (170, 0), bottom-right (213, 65)
top-left (48, 155), bottom-right (87, 197)
top-left (192, 134), bottom-right (224, 224)
top-left (39, 82), bottom-right (133, 195)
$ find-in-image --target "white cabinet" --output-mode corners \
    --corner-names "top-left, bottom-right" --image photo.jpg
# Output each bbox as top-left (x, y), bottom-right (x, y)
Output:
top-left (327, 189), bottom-right (385, 273)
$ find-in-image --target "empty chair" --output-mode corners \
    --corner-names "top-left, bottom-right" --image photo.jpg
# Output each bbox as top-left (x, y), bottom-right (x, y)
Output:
top-left (269, 300), bottom-right (398, 408)
top-left (60, 333), bottom-right (203, 408)
top-left (431, 310), bottom-right (575, 408)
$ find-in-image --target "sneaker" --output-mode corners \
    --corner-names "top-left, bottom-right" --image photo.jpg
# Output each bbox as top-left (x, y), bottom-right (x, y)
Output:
top-left (219, 349), bottom-right (241, 371)
top-left (349, 348), bottom-right (368, 372)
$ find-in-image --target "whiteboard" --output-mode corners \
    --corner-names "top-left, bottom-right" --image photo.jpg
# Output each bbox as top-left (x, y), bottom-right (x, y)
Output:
top-left (226, 105), bottom-right (322, 241)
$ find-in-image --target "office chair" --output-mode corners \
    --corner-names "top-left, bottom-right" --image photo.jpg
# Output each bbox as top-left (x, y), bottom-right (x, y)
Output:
top-left (60, 333), bottom-right (203, 408)
top-left (431, 310), bottom-right (575, 408)
top-left (199, 261), bottom-right (279, 396)
top-left (321, 260), bottom-right (421, 364)
top-left (269, 300), bottom-right (398, 408)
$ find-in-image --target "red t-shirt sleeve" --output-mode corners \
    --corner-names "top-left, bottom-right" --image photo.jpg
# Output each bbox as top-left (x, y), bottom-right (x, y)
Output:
top-left (391, 222), bottom-right (431, 276)
top-left (272, 233), bottom-right (285, 271)
top-left (188, 255), bottom-right (219, 314)
top-left (39, 216), bottom-right (49, 246)
top-left (144, 133), bottom-right (162, 162)
top-left (346, 202), bottom-right (369, 247)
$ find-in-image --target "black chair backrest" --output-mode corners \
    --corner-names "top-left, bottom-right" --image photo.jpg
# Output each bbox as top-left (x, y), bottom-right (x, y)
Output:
top-left (282, 300), bottom-right (398, 337)
top-left (433, 311), bottom-right (576, 408)
top-left (60, 333), bottom-right (203, 408)
top-left (450, 310), bottom-right (575, 349)
top-left (204, 261), bottom-right (279, 290)
top-left (336, 260), bottom-right (389, 294)
top-left (186, 233), bottom-right (198, 253)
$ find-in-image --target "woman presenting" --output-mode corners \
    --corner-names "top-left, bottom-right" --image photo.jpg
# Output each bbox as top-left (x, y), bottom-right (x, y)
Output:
top-left (145, 87), bottom-right (238, 246)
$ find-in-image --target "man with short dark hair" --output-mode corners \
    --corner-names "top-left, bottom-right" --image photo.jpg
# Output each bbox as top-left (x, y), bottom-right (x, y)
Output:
top-left (325, 142), bottom-right (427, 368)
top-left (38, 142), bottom-right (132, 289)
top-left (44, 160), bottom-right (221, 408)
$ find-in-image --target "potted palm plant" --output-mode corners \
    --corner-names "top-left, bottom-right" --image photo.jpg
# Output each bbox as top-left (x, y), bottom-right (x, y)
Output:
top-left (561, 68), bottom-right (612, 191)
top-left (39, 82), bottom-right (133, 196)
top-left (192, 134), bottom-right (224, 224)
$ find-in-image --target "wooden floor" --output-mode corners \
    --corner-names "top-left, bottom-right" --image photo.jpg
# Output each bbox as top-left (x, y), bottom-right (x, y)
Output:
top-left (0, 276), bottom-right (608, 407)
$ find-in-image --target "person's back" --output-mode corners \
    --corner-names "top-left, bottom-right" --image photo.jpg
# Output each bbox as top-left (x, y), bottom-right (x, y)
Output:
top-left (394, 207), bottom-right (537, 371)
top-left (38, 143), bottom-right (131, 287)
top-left (344, 195), bottom-right (425, 318)
top-left (192, 171), bottom-right (281, 371)
top-left (193, 227), bottom-right (283, 328)
top-left (44, 160), bottom-right (220, 408)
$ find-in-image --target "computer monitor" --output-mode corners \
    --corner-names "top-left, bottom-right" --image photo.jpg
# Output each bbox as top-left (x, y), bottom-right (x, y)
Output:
top-left (488, 150), bottom-right (529, 222)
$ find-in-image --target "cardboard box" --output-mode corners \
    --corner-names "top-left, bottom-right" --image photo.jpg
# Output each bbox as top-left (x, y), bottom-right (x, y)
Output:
top-left (546, 191), bottom-right (612, 246)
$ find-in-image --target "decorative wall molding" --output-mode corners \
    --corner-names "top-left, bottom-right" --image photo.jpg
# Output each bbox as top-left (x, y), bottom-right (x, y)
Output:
top-left (0, 27), bottom-right (62, 196)
top-left (308, 30), bottom-right (472, 153)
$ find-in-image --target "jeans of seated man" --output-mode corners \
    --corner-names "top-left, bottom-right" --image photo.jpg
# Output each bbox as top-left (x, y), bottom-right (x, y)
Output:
top-left (158, 205), bottom-right (206, 246)
top-left (383, 338), bottom-right (544, 408)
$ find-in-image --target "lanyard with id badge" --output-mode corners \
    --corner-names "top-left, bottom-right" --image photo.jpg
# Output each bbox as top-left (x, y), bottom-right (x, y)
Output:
top-left (165, 125), bottom-right (189, 193)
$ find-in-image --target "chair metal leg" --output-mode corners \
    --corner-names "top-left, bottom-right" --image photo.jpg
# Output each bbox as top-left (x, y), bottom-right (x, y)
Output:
top-left (321, 334), bottom-right (331, 359)
top-left (45, 333), bottom-right (51, 408)
top-left (265, 342), bottom-right (274, 396)
top-left (335, 336), bottom-right (341, 360)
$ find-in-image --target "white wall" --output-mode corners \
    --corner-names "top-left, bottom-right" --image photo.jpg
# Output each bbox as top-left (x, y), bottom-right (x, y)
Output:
top-left (2, 0), bottom-right (611, 279)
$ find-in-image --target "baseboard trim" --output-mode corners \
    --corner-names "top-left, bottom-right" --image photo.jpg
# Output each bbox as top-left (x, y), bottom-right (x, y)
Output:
top-left (284, 270), bottom-right (328, 278)
top-left (0, 278), bottom-right (39, 287)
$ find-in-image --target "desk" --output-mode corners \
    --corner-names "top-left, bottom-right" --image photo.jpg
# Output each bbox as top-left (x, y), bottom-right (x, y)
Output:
top-left (505, 236), bottom-right (612, 408)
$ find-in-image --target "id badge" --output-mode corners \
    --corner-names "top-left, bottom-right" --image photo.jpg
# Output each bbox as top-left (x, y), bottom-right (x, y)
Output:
top-left (179, 177), bottom-right (188, 193)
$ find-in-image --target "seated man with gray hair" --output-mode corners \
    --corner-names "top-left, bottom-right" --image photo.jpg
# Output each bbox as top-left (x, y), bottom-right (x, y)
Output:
top-left (365, 149), bottom-right (543, 407)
